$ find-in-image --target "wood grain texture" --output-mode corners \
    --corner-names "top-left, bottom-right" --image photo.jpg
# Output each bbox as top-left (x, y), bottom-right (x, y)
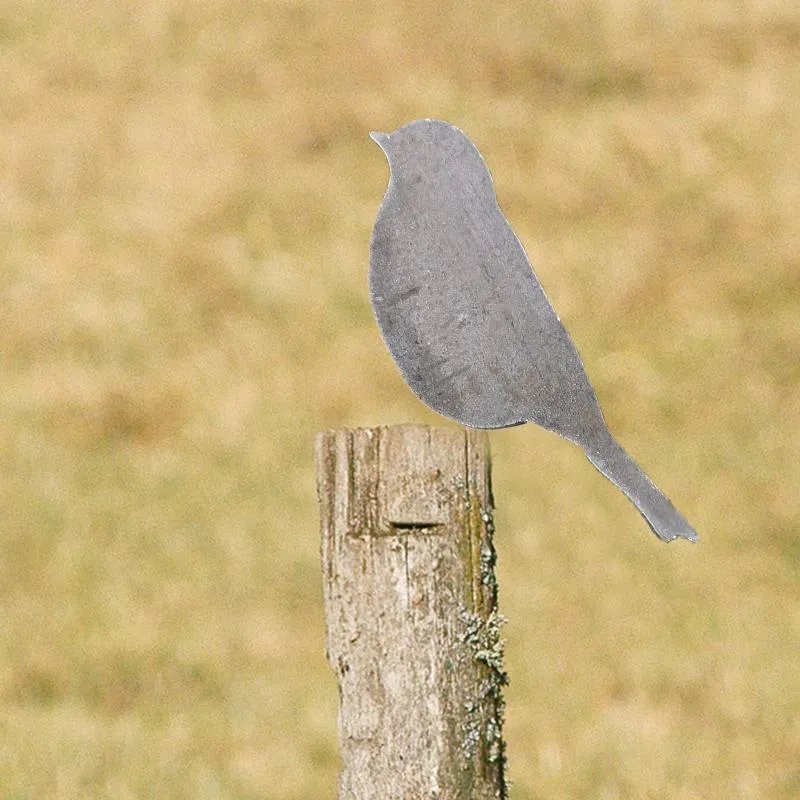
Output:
top-left (316, 425), bottom-right (507, 800)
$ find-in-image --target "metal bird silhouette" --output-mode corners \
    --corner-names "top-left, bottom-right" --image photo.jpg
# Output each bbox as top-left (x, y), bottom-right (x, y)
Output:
top-left (369, 119), bottom-right (697, 543)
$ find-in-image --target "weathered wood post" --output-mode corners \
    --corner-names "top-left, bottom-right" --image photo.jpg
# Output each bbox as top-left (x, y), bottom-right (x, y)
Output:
top-left (316, 424), bottom-right (507, 799)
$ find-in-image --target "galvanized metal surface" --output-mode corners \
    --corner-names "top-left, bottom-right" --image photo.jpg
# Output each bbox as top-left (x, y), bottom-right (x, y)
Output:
top-left (369, 119), bottom-right (697, 543)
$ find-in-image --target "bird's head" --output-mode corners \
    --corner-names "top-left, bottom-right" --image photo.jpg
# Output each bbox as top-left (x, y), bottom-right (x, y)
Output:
top-left (370, 119), bottom-right (480, 189)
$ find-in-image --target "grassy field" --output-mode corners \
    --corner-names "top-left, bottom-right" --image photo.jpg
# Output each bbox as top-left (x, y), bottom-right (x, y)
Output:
top-left (1, 1), bottom-right (798, 797)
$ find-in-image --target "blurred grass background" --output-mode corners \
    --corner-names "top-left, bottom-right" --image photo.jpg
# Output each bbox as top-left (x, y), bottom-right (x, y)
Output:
top-left (1, 0), bottom-right (798, 797)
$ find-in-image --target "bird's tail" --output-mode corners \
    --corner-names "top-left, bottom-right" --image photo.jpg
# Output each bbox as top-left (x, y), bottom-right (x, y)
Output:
top-left (583, 429), bottom-right (698, 543)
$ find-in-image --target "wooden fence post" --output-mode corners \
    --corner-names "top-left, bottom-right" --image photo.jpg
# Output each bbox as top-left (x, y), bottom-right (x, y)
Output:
top-left (315, 424), bottom-right (507, 799)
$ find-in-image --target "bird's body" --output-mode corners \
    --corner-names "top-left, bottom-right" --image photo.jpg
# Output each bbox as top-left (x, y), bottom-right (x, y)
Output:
top-left (369, 119), bottom-right (697, 543)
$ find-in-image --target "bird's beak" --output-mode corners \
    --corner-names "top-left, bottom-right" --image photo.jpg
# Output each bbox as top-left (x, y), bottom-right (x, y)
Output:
top-left (370, 131), bottom-right (390, 149)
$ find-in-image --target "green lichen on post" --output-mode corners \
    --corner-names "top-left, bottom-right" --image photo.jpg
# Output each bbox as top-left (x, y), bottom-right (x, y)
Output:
top-left (479, 505), bottom-right (499, 600)
top-left (459, 607), bottom-right (508, 758)
top-left (451, 438), bottom-right (508, 797)
top-left (456, 492), bottom-right (509, 796)
top-left (458, 470), bottom-right (500, 610)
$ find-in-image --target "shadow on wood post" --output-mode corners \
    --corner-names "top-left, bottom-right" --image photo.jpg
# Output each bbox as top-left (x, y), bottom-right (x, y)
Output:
top-left (316, 424), bottom-right (508, 799)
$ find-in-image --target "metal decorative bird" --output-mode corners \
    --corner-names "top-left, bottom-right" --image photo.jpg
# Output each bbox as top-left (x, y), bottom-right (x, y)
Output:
top-left (369, 119), bottom-right (697, 543)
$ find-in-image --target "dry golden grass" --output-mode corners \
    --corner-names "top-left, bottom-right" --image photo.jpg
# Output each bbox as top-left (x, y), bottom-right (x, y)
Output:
top-left (1, 0), bottom-right (798, 797)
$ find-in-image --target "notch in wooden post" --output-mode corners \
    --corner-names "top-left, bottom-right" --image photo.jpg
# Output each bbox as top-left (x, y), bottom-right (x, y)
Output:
top-left (316, 424), bottom-right (507, 799)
